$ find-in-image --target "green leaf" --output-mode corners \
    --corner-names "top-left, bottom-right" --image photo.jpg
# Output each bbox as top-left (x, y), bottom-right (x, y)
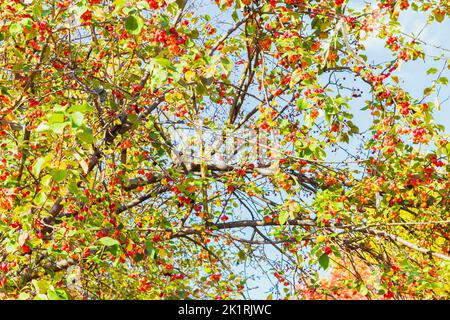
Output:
top-left (21, 18), bottom-right (33, 31)
top-left (176, 0), bottom-right (187, 7)
top-left (47, 286), bottom-right (68, 300)
top-left (18, 292), bottom-right (30, 300)
top-left (5, 242), bottom-right (17, 254)
top-left (32, 2), bottom-right (43, 18)
top-left (148, 64), bottom-right (168, 90)
top-left (279, 210), bottom-right (289, 225)
top-left (319, 253), bottom-right (330, 270)
top-left (49, 122), bottom-right (69, 135)
top-left (32, 155), bottom-right (52, 176)
top-left (153, 57), bottom-right (172, 68)
top-left (99, 237), bottom-right (120, 247)
top-left (41, 174), bottom-right (52, 188)
top-left (279, 118), bottom-right (290, 130)
top-left (330, 245), bottom-right (342, 258)
top-left (9, 23), bottom-right (23, 37)
top-left (67, 102), bottom-right (93, 113)
top-left (437, 77), bottom-right (448, 85)
top-left (68, 179), bottom-right (79, 194)
top-left (48, 113), bottom-right (65, 124)
top-left (221, 57), bottom-right (232, 74)
top-left (69, 112), bottom-right (84, 127)
top-left (145, 240), bottom-right (157, 259)
top-left (32, 279), bottom-right (50, 295)
top-left (426, 67), bottom-right (438, 75)
top-left (125, 15), bottom-right (144, 35)
top-left (188, 28), bottom-right (199, 39)
top-left (237, 250), bottom-right (246, 261)
top-left (50, 169), bottom-right (68, 182)
top-left (33, 191), bottom-right (47, 206)
top-left (423, 87), bottom-right (434, 96)
top-left (113, 0), bottom-right (127, 11)
top-left (359, 285), bottom-right (369, 296)
top-left (296, 98), bottom-right (309, 110)
top-left (77, 126), bottom-right (94, 144)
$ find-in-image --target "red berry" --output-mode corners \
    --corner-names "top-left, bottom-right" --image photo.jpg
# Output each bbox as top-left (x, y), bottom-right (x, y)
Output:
top-left (323, 246), bottom-right (332, 255)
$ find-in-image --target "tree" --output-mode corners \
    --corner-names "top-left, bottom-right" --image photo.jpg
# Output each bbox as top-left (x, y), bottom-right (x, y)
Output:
top-left (299, 257), bottom-right (419, 300)
top-left (0, 0), bottom-right (449, 300)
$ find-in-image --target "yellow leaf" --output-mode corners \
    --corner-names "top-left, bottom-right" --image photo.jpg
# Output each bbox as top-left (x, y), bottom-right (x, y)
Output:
top-left (73, 151), bottom-right (88, 175)
top-left (159, 248), bottom-right (167, 258)
top-left (126, 242), bottom-right (134, 252)
top-left (185, 70), bottom-right (196, 82)
top-left (316, 235), bottom-right (325, 243)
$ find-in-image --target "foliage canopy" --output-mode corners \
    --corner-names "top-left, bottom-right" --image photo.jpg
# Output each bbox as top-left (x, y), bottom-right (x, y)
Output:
top-left (0, 0), bottom-right (450, 299)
